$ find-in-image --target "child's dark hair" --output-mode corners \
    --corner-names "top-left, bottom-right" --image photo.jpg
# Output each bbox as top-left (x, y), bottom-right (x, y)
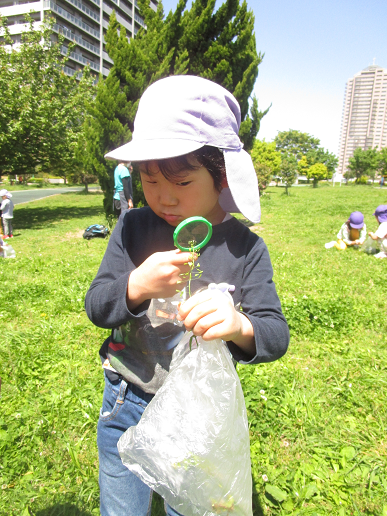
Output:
top-left (135, 146), bottom-right (226, 192)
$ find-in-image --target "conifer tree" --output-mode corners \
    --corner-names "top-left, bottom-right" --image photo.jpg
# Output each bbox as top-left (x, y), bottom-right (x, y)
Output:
top-left (82, 0), bottom-right (267, 214)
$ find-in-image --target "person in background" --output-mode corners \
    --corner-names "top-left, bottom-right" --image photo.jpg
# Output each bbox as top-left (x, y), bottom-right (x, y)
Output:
top-left (368, 205), bottom-right (387, 259)
top-left (113, 162), bottom-right (133, 216)
top-left (0, 189), bottom-right (14, 239)
top-left (335, 211), bottom-right (367, 249)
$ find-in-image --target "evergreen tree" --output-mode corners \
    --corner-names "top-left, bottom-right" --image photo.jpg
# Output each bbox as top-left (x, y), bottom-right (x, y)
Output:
top-left (82, 0), bottom-right (267, 214)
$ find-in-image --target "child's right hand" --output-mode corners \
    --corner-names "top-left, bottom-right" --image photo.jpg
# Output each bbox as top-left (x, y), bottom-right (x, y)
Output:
top-left (127, 250), bottom-right (196, 310)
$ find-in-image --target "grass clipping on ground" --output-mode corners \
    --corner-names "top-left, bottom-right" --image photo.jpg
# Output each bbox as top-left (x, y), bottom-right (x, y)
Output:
top-left (0, 186), bottom-right (386, 516)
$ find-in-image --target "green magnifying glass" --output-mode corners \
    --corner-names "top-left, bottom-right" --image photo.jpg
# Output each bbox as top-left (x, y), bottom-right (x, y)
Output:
top-left (173, 216), bottom-right (212, 252)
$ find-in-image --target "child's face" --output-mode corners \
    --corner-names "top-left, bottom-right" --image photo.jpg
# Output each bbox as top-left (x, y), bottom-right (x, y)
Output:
top-left (140, 159), bottom-right (225, 226)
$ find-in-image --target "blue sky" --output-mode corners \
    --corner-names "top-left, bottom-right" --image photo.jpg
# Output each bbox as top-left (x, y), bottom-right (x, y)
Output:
top-left (160, 0), bottom-right (386, 154)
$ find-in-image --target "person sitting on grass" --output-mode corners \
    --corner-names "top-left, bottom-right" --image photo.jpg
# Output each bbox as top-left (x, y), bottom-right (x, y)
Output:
top-left (336, 211), bottom-right (367, 249)
top-left (85, 75), bottom-right (290, 516)
top-left (368, 205), bottom-right (387, 259)
top-left (325, 211), bottom-right (366, 250)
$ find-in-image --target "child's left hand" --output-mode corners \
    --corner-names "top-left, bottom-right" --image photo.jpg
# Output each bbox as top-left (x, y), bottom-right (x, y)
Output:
top-left (177, 289), bottom-right (255, 355)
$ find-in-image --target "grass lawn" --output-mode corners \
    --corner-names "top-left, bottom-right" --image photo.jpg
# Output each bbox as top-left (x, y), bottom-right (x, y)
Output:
top-left (0, 185), bottom-right (386, 515)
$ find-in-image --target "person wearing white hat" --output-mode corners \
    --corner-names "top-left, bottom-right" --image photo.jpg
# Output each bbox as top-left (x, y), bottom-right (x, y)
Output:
top-left (85, 75), bottom-right (289, 516)
top-left (0, 189), bottom-right (14, 239)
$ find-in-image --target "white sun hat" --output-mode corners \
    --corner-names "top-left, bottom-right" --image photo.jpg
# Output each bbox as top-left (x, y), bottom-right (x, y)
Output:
top-left (0, 189), bottom-right (12, 199)
top-left (105, 75), bottom-right (260, 223)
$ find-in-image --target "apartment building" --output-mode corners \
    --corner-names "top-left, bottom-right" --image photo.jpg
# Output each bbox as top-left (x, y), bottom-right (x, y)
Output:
top-left (337, 64), bottom-right (387, 176)
top-left (0, 0), bottom-right (156, 78)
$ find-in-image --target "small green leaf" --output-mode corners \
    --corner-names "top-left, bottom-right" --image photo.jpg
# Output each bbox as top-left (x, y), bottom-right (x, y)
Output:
top-left (340, 446), bottom-right (356, 461)
top-left (304, 482), bottom-right (318, 500)
top-left (0, 430), bottom-right (9, 441)
top-left (265, 484), bottom-right (287, 502)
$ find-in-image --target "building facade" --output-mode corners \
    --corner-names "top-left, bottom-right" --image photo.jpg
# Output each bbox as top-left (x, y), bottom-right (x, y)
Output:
top-left (337, 65), bottom-right (387, 176)
top-left (0, 0), bottom-right (156, 78)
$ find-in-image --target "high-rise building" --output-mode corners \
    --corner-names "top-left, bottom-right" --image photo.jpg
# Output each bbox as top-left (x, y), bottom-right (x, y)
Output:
top-left (0, 0), bottom-right (156, 78)
top-left (337, 64), bottom-right (387, 176)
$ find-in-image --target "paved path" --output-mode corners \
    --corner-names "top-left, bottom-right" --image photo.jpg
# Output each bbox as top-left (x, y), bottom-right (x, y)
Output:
top-left (11, 187), bottom-right (98, 205)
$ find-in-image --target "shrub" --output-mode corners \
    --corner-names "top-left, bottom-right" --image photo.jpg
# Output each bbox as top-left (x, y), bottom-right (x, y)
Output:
top-left (28, 177), bottom-right (49, 188)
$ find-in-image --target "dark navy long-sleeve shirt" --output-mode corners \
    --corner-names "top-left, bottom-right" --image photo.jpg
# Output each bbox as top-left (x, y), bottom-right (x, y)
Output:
top-left (85, 207), bottom-right (289, 393)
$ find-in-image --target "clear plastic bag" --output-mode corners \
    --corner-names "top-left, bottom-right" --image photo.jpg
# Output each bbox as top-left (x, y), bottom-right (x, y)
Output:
top-left (118, 331), bottom-right (253, 516)
top-left (361, 236), bottom-right (380, 255)
top-left (3, 244), bottom-right (16, 258)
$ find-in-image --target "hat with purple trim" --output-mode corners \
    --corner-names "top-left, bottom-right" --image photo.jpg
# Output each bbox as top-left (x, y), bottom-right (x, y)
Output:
top-left (104, 75), bottom-right (260, 223)
top-left (373, 205), bottom-right (387, 223)
top-left (349, 211), bottom-right (364, 229)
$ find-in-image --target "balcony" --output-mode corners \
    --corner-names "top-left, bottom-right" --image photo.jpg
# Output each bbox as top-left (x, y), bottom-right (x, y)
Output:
top-left (134, 12), bottom-right (145, 28)
top-left (66, 0), bottom-right (100, 22)
top-left (54, 23), bottom-right (100, 55)
top-left (61, 44), bottom-right (100, 71)
top-left (43, 0), bottom-right (100, 39)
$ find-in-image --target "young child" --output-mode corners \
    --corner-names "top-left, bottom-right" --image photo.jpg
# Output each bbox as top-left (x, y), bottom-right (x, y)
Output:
top-left (85, 76), bottom-right (290, 516)
top-left (337, 211), bottom-right (367, 248)
top-left (368, 205), bottom-right (387, 258)
top-left (0, 189), bottom-right (14, 239)
top-left (326, 211), bottom-right (366, 250)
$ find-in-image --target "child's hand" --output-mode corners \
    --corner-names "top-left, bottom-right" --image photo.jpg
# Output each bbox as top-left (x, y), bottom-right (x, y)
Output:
top-left (127, 250), bottom-right (195, 309)
top-left (177, 289), bottom-right (255, 355)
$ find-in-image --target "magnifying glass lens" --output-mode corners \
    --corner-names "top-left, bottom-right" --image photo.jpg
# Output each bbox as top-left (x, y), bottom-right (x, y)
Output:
top-left (173, 217), bottom-right (212, 252)
top-left (176, 221), bottom-right (209, 250)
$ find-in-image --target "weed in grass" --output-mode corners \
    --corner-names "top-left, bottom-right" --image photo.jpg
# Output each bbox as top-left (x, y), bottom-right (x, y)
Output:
top-left (0, 186), bottom-right (386, 515)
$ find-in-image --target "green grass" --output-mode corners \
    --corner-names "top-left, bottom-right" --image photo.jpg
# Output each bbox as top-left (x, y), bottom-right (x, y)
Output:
top-left (0, 186), bottom-right (386, 515)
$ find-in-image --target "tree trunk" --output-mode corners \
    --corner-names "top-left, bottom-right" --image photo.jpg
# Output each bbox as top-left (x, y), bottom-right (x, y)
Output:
top-left (84, 182), bottom-right (89, 193)
top-left (285, 185), bottom-right (289, 195)
top-left (313, 179), bottom-right (318, 188)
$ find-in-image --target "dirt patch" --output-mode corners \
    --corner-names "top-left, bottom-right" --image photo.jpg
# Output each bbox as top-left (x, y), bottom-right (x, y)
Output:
top-left (64, 230), bottom-right (84, 240)
top-left (250, 225), bottom-right (264, 233)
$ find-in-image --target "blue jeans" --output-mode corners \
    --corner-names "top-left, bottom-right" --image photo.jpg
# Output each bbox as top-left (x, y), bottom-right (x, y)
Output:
top-left (97, 374), bottom-right (184, 516)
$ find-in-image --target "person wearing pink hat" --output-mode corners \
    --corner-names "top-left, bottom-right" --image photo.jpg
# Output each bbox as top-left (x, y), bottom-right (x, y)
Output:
top-left (368, 205), bottom-right (387, 258)
top-left (85, 76), bottom-right (289, 516)
top-left (0, 189), bottom-right (14, 239)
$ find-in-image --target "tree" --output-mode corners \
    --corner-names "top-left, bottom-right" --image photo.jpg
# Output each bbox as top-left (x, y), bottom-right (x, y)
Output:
top-left (377, 147), bottom-right (387, 179)
top-left (307, 162), bottom-right (329, 188)
top-left (274, 130), bottom-right (320, 161)
top-left (82, 0), bottom-right (268, 215)
top-left (297, 155), bottom-right (309, 177)
top-left (0, 15), bottom-right (94, 180)
top-left (279, 154), bottom-right (297, 195)
top-left (306, 147), bottom-right (338, 177)
top-left (345, 147), bottom-right (379, 182)
top-left (250, 139), bottom-right (281, 193)
top-left (253, 163), bottom-right (272, 194)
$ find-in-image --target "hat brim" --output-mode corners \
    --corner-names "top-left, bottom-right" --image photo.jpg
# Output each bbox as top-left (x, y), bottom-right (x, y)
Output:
top-left (350, 222), bottom-right (364, 229)
top-left (105, 139), bottom-right (205, 162)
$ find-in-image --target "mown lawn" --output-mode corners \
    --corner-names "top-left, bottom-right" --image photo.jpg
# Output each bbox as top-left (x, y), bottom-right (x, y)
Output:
top-left (0, 185), bottom-right (386, 515)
